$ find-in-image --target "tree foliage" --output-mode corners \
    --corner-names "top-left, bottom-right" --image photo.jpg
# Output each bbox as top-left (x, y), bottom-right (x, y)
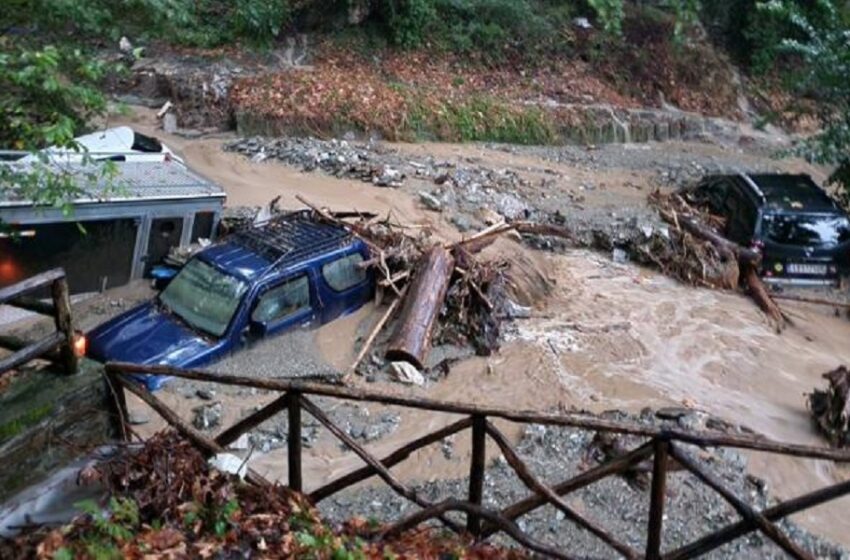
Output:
top-left (764, 0), bottom-right (850, 193)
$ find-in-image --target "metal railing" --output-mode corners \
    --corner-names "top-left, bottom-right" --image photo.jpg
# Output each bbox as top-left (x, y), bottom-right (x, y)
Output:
top-left (0, 268), bottom-right (78, 376)
top-left (105, 362), bottom-right (850, 560)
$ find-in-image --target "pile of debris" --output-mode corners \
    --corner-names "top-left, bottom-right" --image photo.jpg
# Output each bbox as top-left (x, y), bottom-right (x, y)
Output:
top-left (224, 137), bottom-right (407, 187)
top-left (808, 366), bottom-right (850, 447)
top-left (0, 432), bottom-right (523, 559)
top-left (647, 189), bottom-right (787, 330)
top-left (288, 197), bottom-right (569, 384)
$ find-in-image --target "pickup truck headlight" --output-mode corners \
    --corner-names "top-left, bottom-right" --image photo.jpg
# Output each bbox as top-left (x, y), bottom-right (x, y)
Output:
top-left (73, 331), bottom-right (87, 357)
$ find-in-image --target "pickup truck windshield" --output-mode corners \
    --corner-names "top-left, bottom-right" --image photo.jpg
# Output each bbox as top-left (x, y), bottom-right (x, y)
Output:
top-left (159, 259), bottom-right (248, 337)
top-left (763, 213), bottom-right (850, 247)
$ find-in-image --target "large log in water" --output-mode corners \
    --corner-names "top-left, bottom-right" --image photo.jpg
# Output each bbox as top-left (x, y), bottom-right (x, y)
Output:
top-left (385, 245), bottom-right (455, 369)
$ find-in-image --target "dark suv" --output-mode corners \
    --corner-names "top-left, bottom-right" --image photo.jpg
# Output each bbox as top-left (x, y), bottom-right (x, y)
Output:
top-left (691, 173), bottom-right (850, 285)
top-left (87, 211), bottom-right (374, 389)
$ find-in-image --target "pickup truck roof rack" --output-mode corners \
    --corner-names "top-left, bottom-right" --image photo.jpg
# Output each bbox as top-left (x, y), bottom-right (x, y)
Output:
top-left (231, 210), bottom-right (353, 272)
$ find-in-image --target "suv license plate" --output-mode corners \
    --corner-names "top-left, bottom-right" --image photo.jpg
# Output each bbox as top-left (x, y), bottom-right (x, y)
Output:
top-left (788, 263), bottom-right (828, 275)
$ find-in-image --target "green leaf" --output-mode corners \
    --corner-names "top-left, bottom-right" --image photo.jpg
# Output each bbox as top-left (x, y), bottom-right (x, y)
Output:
top-left (297, 531), bottom-right (318, 548)
top-left (53, 548), bottom-right (74, 560)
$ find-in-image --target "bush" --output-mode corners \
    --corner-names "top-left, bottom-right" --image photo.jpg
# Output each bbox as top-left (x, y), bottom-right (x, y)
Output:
top-left (377, 0), bottom-right (437, 48)
top-left (19, 0), bottom-right (292, 48)
top-left (453, 0), bottom-right (560, 54)
top-left (234, 0), bottom-right (291, 46)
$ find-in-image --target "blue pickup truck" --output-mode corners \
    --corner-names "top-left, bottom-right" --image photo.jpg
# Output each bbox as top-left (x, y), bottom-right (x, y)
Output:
top-left (87, 211), bottom-right (374, 389)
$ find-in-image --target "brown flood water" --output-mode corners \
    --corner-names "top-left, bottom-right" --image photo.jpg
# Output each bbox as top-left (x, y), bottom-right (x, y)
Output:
top-left (118, 108), bottom-right (850, 546)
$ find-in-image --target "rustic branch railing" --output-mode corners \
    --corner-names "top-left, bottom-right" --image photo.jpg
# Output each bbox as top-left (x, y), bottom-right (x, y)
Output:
top-left (0, 268), bottom-right (77, 376)
top-left (105, 362), bottom-right (850, 560)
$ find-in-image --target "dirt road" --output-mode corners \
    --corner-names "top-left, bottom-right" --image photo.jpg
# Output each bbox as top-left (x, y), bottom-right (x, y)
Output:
top-left (116, 107), bottom-right (850, 547)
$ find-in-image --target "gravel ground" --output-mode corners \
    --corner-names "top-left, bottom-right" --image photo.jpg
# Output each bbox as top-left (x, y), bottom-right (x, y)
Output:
top-left (222, 136), bottom-right (794, 254)
top-left (318, 410), bottom-right (850, 559)
top-left (207, 328), bottom-right (337, 380)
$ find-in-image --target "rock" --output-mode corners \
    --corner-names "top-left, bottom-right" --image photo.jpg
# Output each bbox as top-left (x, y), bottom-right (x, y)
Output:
top-left (196, 388), bottom-right (216, 401)
top-left (250, 148), bottom-right (269, 163)
top-left (192, 402), bottom-right (222, 430)
top-left (208, 453), bottom-right (247, 479)
top-left (418, 191), bottom-right (443, 212)
top-left (127, 412), bottom-right (149, 426)
top-left (449, 213), bottom-right (473, 232)
top-left (162, 112), bottom-right (178, 134)
top-left (174, 128), bottom-right (204, 139)
top-left (611, 248), bottom-right (629, 264)
top-left (494, 192), bottom-right (529, 220)
top-left (678, 411), bottom-right (709, 432)
top-left (441, 437), bottom-right (454, 459)
top-left (479, 208), bottom-right (505, 226)
top-left (372, 166), bottom-right (404, 188)
top-left (228, 434), bottom-right (250, 451)
top-left (573, 17), bottom-right (593, 29)
top-left (503, 299), bottom-right (532, 319)
top-left (118, 36), bottom-right (133, 53)
top-left (389, 361), bottom-right (425, 386)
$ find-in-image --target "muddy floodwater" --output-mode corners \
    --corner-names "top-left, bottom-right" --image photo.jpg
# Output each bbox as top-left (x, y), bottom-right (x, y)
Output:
top-left (116, 107), bottom-right (850, 547)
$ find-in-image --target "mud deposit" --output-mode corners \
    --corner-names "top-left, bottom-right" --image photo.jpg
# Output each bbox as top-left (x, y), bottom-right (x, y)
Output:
top-left (111, 107), bottom-right (850, 552)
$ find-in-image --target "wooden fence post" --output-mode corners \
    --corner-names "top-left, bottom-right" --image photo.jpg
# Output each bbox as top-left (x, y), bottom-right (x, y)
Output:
top-left (646, 438), bottom-right (670, 560)
top-left (468, 414), bottom-right (487, 536)
top-left (288, 391), bottom-right (303, 492)
top-left (51, 277), bottom-right (77, 374)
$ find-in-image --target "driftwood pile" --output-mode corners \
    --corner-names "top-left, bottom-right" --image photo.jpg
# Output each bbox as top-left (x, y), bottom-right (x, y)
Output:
top-left (290, 196), bottom-right (571, 382)
top-left (808, 366), bottom-right (850, 447)
top-left (648, 190), bottom-right (788, 330)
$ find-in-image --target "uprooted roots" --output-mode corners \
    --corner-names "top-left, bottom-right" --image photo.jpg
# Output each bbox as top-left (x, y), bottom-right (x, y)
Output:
top-left (637, 227), bottom-right (740, 289)
top-left (809, 366), bottom-right (850, 447)
top-left (644, 190), bottom-right (739, 289)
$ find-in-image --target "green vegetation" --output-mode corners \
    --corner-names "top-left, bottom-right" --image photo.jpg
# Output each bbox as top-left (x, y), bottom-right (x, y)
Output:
top-left (0, 404), bottom-right (53, 441)
top-left (52, 498), bottom-right (141, 560)
top-left (412, 96), bottom-right (556, 144)
top-left (762, 0), bottom-right (850, 196)
top-left (1, 0), bottom-right (849, 200)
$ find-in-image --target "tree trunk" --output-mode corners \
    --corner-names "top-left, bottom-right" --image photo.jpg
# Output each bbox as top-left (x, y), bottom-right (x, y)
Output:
top-left (385, 245), bottom-right (455, 369)
top-left (743, 263), bottom-right (785, 328)
top-left (660, 210), bottom-right (762, 267)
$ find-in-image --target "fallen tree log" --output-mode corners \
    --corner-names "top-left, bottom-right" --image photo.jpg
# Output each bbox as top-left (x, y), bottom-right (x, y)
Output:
top-left (385, 245), bottom-right (455, 369)
top-left (449, 221), bottom-right (574, 255)
top-left (655, 199), bottom-right (787, 328)
top-left (743, 263), bottom-right (787, 329)
top-left (658, 209), bottom-right (761, 267)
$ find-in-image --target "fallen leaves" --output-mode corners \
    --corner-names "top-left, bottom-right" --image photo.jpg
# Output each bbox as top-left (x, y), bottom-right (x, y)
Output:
top-left (0, 431), bottom-right (526, 559)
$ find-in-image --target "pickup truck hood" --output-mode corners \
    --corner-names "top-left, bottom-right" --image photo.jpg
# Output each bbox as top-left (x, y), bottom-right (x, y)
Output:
top-left (87, 302), bottom-right (213, 367)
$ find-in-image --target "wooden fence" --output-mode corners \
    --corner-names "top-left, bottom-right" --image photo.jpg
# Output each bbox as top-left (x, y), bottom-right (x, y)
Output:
top-left (0, 268), bottom-right (77, 376)
top-left (105, 362), bottom-right (850, 560)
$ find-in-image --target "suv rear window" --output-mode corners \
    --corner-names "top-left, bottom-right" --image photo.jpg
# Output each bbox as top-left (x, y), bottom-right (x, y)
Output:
top-left (322, 253), bottom-right (367, 292)
top-left (762, 214), bottom-right (850, 247)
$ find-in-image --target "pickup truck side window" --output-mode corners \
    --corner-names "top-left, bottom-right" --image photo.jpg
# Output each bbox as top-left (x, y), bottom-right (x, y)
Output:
top-left (252, 274), bottom-right (310, 324)
top-left (725, 189), bottom-right (757, 243)
top-left (322, 253), bottom-right (367, 292)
